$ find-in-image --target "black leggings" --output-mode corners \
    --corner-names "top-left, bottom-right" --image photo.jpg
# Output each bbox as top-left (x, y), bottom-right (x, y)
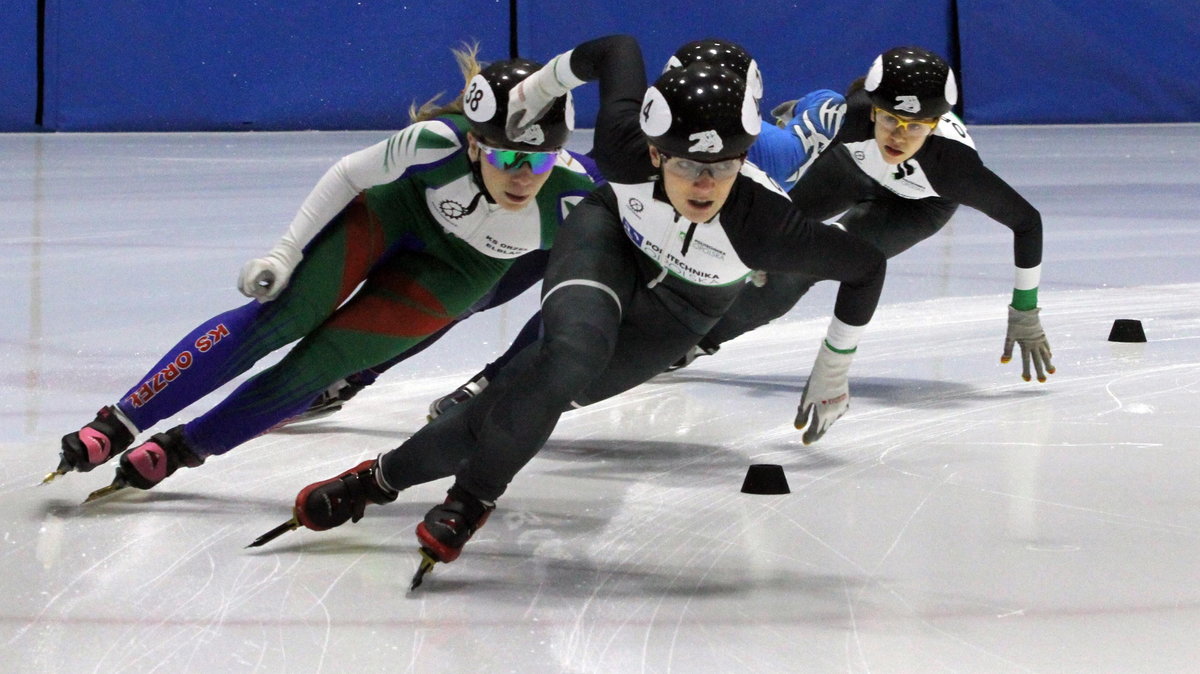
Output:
top-left (378, 194), bottom-right (741, 501)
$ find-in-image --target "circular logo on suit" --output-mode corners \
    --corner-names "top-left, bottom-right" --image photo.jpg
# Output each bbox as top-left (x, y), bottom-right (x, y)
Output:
top-left (439, 199), bottom-right (470, 219)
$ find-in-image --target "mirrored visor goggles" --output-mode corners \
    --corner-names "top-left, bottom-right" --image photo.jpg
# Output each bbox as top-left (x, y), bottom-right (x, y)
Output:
top-left (477, 141), bottom-right (559, 174)
top-left (659, 153), bottom-right (745, 181)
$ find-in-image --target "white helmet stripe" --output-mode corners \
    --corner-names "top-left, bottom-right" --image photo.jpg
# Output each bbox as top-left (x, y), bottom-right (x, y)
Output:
top-left (865, 55), bottom-right (884, 92)
top-left (944, 68), bottom-right (959, 106)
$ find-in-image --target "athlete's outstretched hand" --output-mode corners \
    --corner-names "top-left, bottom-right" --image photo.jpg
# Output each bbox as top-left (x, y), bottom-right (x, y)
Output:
top-left (795, 341), bottom-right (854, 444)
top-left (506, 56), bottom-right (576, 146)
top-left (238, 242), bottom-right (302, 302)
top-left (1002, 306), bottom-right (1055, 382)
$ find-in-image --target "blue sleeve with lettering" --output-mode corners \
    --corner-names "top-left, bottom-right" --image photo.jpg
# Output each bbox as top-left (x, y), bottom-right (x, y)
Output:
top-left (748, 124), bottom-right (809, 191)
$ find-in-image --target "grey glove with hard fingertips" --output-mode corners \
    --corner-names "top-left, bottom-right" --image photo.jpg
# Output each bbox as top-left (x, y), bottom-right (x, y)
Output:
top-left (1001, 306), bottom-right (1055, 382)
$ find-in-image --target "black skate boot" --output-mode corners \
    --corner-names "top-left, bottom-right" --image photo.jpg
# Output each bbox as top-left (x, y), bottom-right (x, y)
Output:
top-left (415, 484), bottom-right (495, 563)
top-left (294, 457), bottom-right (398, 531)
top-left (115, 425), bottom-right (205, 490)
top-left (426, 375), bottom-right (488, 421)
top-left (58, 406), bottom-right (135, 473)
top-left (84, 425), bottom-right (204, 501)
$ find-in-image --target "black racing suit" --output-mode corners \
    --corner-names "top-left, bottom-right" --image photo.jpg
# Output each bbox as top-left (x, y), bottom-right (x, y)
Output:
top-left (376, 35), bottom-right (887, 501)
top-left (703, 88), bottom-right (1043, 345)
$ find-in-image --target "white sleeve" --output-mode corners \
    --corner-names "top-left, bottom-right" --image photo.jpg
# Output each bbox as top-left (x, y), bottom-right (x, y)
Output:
top-left (275, 120), bottom-right (463, 253)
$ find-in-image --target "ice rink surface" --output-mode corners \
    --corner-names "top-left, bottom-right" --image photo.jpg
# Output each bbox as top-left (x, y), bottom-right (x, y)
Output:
top-left (2, 123), bottom-right (1198, 672)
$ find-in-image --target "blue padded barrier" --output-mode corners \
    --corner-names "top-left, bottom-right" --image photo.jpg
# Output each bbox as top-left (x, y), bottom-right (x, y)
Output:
top-left (43, 1), bottom-right (509, 131)
top-left (959, 0), bottom-right (1200, 124)
top-left (0, 2), bottom-right (40, 131)
top-left (516, 1), bottom-right (954, 129)
top-left (11, 1), bottom-right (1199, 130)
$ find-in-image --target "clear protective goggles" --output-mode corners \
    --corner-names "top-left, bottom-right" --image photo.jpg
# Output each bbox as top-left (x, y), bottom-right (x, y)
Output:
top-left (872, 107), bottom-right (939, 137)
top-left (659, 153), bottom-right (745, 181)
top-left (476, 140), bottom-right (559, 175)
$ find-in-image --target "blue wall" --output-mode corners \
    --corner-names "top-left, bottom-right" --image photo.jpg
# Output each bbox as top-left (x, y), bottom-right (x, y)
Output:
top-left (1, 1), bottom-right (39, 131)
top-left (1, 0), bottom-right (1196, 131)
top-left (517, 0), bottom-right (955, 133)
top-left (39, 0), bottom-right (508, 131)
top-left (959, 0), bottom-right (1200, 124)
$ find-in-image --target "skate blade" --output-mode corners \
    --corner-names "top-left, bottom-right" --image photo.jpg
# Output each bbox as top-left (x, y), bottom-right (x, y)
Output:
top-left (246, 515), bottom-right (301, 548)
top-left (287, 407), bottom-right (342, 425)
top-left (82, 482), bottom-right (127, 503)
top-left (409, 547), bottom-right (439, 591)
top-left (266, 409), bottom-right (335, 433)
top-left (41, 454), bottom-right (77, 485)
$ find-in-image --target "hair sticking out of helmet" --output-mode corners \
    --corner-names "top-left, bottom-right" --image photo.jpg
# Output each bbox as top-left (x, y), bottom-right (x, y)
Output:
top-left (641, 62), bottom-right (760, 161)
top-left (463, 58), bottom-right (573, 150)
top-left (864, 46), bottom-right (957, 118)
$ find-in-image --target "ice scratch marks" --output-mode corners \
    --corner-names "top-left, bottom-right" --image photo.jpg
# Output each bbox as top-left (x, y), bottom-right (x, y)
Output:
top-left (842, 577), bottom-right (867, 674)
top-left (303, 551), bottom-right (370, 674)
top-left (1099, 363), bottom-right (1199, 418)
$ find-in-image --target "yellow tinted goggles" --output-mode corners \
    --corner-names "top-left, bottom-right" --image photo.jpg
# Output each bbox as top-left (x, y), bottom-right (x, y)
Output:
top-left (873, 107), bottom-right (939, 137)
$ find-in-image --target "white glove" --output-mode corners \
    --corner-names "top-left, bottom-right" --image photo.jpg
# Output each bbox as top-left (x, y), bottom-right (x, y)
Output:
top-left (506, 52), bottom-right (580, 145)
top-left (237, 241), bottom-right (302, 302)
top-left (795, 341), bottom-right (854, 444)
top-left (1001, 306), bottom-right (1055, 382)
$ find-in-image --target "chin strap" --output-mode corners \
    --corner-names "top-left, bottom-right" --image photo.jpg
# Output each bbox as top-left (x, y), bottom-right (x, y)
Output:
top-left (466, 157), bottom-right (496, 213)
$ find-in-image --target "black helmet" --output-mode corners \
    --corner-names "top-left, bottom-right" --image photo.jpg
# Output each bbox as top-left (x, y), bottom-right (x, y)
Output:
top-left (663, 38), bottom-right (763, 102)
top-left (864, 46), bottom-right (958, 118)
top-left (463, 58), bottom-right (573, 150)
top-left (641, 62), bottom-right (760, 161)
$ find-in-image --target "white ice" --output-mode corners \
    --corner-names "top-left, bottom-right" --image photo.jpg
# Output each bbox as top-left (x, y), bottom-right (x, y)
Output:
top-left (2, 124), bottom-right (1199, 673)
